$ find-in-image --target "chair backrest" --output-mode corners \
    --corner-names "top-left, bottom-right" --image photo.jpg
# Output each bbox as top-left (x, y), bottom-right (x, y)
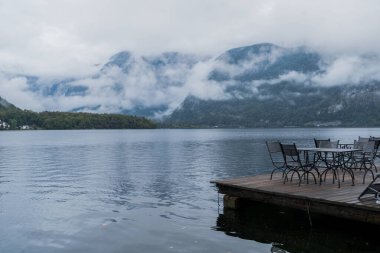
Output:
top-left (314, 138), bottom-right (330, 148)
top-left (363, 141), bottom-right (375, 154)
top-left (354, 140), bottom-right (365, 149)
top-left (266, 141), bottom-right (284, 166)
top-left (318, 141), bottom-right (332, 148)
top-left (354, 140), bottom-right (375, 153)
top-left (280, 143), bottom-right (301, 164)
top-left (358, 136), bottom-right (370, 142)
top-left (329, 140), bottom-right (340, 148)
top-left (314, 138), bottom-right (340, 149)
top-left (266, 141), bottom-right (282, 153)
top-left (370, 137), bottom-right (380, 150)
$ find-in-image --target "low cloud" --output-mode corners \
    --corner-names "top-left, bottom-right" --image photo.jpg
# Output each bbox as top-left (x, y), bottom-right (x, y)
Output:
top-left (2, 46), bottom-right (380, 118)
top-left (312, 55), bottom-right (380, 86)
top-left (184, 61), bottom-right (228, 101)
top-left (0, 74), bottom-right (43, 111)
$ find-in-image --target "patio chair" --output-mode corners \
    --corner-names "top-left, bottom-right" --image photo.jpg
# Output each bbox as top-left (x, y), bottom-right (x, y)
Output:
top-left (315, 140), bottom-right (344, 185)
top-left (266, 141), bottom-right (286, 180)
top-left (313, 138), bottom-right (330, 166)
top-left (280, 143), bottom-right (318, 186)
top-left (351, 140), bottom-right (377, 183)
top-left (358, 174), bottom-right (380, 200)
top-left (313, 139), bottom-right (339, 171)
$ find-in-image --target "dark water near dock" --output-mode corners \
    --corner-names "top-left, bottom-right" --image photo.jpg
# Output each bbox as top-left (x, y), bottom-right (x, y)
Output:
top-left (0, 128), bottom-right (379, 253)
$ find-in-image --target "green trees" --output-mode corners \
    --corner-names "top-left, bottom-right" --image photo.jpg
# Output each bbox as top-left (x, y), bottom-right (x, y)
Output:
top-left (38, 112), bottom-right (156, 129)
top-left (0, 109), bottom-right (156, 130)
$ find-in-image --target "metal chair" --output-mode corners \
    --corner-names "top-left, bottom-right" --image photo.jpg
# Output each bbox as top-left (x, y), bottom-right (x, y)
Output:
top-left (313, 139), bottom-right (339, 172)
top-left (280, 143), bottom-right (318, 186)
top-left (358, 174), bottom-right (380, 200)
top-left (314, 140), bottom-right (343, 186)
top-left (266, 141), bottom-right (286, 180)
top-left (351, 140), bottom-right (377, 183)
top-left (313, 139), bottom-right (330, 166)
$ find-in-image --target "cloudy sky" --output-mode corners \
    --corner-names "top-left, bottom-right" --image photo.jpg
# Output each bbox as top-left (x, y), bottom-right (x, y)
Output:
top-left (1, 0), bottom-right (380, 113)
top-left (0, 0), bottom-right (379, 77)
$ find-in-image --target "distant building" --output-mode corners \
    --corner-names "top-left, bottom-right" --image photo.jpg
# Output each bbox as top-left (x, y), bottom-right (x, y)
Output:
top-left (0, 120), bottom-right (10, 129)
top-left (20, 125), bottom-right (31, 130)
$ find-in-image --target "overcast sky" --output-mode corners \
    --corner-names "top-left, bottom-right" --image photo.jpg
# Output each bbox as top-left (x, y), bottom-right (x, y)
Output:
top-left (0, 0), bottom-right (380, 78)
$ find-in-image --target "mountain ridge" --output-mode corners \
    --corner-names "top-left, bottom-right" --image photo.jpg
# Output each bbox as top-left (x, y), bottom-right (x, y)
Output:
top-left (2, 42), bottom-right (380, 127)
top-left (165, 81), bottom-right (380, 127)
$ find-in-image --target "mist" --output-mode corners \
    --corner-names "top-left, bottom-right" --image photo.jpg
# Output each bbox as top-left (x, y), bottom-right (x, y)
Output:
top-left (1, 44), bottom-right (380, 118)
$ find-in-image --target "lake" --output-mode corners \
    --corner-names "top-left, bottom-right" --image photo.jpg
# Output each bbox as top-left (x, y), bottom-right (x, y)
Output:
top-left (0, 128), bottom-right (379, 253)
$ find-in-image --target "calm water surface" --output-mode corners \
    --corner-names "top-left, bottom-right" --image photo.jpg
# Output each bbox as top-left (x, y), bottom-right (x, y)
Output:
top-left (0, 128), bottom-right (379, 253)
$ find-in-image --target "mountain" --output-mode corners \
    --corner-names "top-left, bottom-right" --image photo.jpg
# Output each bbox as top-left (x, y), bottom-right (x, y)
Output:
top-left (165, 82), bottom-right (380, 127)
top-left (0, 96), bottom-right (19, 110)
top-left (29, 51), bottom-right (203, 117)
top-left (5, 42), bottom-right (380, 127)
top-left (164, 43), bottom-right (380, 127)
top-left (208, 43), bottom-right (321, 82)
top-left (14, 43), bottom-right (324, 118)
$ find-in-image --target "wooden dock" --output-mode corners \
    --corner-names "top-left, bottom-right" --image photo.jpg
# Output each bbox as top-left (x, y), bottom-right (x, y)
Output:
top-left (212, 172), bottom-right (380, 225)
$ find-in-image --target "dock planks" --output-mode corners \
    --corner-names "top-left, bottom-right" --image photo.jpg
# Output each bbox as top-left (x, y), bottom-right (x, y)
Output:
top-left (212, 171), bottom-right (380, 225)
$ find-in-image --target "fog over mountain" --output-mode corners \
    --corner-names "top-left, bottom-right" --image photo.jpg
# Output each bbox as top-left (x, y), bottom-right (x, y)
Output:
top-left (1, 42), bottom-right (380, 123)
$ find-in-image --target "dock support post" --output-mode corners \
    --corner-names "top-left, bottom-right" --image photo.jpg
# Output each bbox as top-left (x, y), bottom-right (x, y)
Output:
top-left (223, 195), bottom-right (241, 210)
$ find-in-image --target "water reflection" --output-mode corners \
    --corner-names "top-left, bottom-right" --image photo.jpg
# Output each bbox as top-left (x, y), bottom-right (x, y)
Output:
top-left (216, 201), bottom-right (380, 253)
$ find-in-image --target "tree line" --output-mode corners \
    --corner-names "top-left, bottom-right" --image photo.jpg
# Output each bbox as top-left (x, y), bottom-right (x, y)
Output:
top-left (0, 108), bottom-right (156, 130)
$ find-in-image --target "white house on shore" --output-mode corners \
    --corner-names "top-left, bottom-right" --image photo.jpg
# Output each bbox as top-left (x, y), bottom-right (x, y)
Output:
top-left (20, 125), bottom-right (31, 130)
top-left (0, 120), bottom-right (10, 129)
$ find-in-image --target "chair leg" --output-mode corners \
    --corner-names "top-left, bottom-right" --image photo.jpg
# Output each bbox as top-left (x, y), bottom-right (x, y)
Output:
top-left (342, 168), bottom-right (355, 186)
top-left (319, 169), bottom-right (328, 185)
top-left (372, 161), bottom-right (377, 173)
top-left (290, 171), bottom-right (296, 182)
top-left (306, 171), bottom-right (317, 184)
top-left (363, 168), bottom-right (375, 184)
top-left (283, 170), bottom-right (289, 184)
top-left (323, 169), bottom-right (329, 182)
top-left (270, 168), bottom-right (283, 180)
top-left (336, 169), bottom-right (340, 188)
top-left (314, 167), bottom-right (320, 179)
top-left (284, 169), bottom-right (301, 186)
top-left (296, 171), bottom-right (302, 186)
top-left (302, 168), bottom-right (317, 184)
